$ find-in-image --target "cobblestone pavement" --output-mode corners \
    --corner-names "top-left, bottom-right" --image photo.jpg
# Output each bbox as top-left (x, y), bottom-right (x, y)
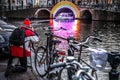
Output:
top-left (0, 59), bottom-right (42, 80)
top-left (0, 48), bottom-right (112, 80)
top-left (0, 58), bottom-right (116, 80)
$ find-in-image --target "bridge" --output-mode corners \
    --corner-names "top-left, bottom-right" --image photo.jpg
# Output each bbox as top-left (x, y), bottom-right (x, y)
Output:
top-left (34, 6), bottom-right (120, 21)
top-left (1, 5), bottom-right (120, 21)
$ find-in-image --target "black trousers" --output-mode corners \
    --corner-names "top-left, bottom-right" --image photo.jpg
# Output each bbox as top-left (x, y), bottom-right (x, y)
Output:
top-left (7, 55), bottom-right (27, 72)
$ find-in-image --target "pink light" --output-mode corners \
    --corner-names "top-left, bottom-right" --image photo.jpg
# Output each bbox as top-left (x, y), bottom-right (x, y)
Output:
top-left (51, 19), bottom-right (80, 51)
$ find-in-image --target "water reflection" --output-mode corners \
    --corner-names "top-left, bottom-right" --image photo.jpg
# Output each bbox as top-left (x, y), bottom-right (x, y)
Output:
top-left (51, 19), bottom-right (120, 52)
top-left (50, 19), bottom-right (80, 39)
top-left (7, 19), bottom-right (120, 80)
top-left (50, 19), bottom-right (80, 50)
top-left (7, 19), bottom-right (120, 52)
top-left (91, 21), bottom-right (120, 52)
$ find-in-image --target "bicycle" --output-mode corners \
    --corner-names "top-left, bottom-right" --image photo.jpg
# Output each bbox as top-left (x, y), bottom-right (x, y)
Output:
top-left (49, 56), bottom-right (96, 80)
top-left (49, 36), bottom-right (104, 80)
top-left (34, 26), bottom-right (67, 77)
top-left (35, 26), bottom-right (104, 79)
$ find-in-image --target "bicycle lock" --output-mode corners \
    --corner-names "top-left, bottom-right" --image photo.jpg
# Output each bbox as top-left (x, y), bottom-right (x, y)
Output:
top-left (108, 52), bottom-right (120, 80)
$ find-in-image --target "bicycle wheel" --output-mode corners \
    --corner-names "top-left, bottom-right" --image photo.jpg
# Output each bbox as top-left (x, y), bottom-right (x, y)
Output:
top-left (59, 67), bottom-right (69, 80)
top-left (91, 69), bottom-right (98, 80)
top-left (76, 70), bottom-right (95, 80)
top-left (34, 46), bottom-right (48, 77)
top-left (59, 66), bottom-right (76, 80)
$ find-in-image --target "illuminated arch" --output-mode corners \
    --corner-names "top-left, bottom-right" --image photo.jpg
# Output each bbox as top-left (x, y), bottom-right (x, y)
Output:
top-left (50, 1), bottom-right (80, 19)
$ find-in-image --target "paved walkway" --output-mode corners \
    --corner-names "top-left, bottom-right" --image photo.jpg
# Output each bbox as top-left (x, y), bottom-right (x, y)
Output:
top-left (0, 59), bottom-right (42, 80)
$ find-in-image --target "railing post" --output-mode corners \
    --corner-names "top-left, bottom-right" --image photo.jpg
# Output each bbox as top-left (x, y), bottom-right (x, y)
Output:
top-left (108, 52), bottom-right (120, 80)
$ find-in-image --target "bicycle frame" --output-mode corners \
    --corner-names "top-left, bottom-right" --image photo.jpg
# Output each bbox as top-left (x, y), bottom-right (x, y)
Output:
top-left (34, 26), bottom-right (67, 77)
top-left (49, 56), bottom-right (96, 80)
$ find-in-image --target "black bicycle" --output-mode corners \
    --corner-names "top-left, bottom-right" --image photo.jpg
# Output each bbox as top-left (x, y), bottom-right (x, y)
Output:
top-left (34, 26), bottom-right (67, 77)
top-left (48, 36), bottom-right (102, 80)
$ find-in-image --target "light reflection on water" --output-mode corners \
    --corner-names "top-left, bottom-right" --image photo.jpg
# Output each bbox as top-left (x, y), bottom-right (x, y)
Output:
top-left (50, 19), bottom-right (80, 39)
top-left (8, 19), bottom-right (120, 52)
top-left (51, 19), bottom-right (80, 50)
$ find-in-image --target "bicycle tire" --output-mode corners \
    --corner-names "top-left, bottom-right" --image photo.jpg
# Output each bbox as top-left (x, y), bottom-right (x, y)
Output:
top-left (58, 66), bottom-right (76, 80)
top-left (79, 59), bottom-right (98, 80)
top-left (34, 46), bottom-right (48, 77)
top-left (59, 67), bottom-right (69, 80)
top-left (91, 69), bottom-right (98, 80)
top-left (76, 70), bottom-right (95, 80)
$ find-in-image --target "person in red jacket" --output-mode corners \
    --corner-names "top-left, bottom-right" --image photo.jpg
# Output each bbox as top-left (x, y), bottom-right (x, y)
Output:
top-left (5, 18), bottom-right (39, 77)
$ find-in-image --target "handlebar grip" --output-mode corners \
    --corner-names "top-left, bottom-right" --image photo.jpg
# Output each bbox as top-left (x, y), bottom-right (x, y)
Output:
top-left (94, 38), bottom-right (102, 42)
top-left (82, 44), bottom-right (89, 48)
top-left (49, 62), bottom-right (66, 69)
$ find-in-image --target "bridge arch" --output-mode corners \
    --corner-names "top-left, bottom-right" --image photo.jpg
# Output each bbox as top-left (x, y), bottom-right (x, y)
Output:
top-left (34, 8), bottom-right (50, 19)
top-left (80, 9), bottom-right (92, 20)
top-left (50, 1), bottom-right (80, 19)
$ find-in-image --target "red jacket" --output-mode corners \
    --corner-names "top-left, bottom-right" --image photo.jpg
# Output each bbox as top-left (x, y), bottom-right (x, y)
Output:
top-left (10, 26), bottom-right (39, 57)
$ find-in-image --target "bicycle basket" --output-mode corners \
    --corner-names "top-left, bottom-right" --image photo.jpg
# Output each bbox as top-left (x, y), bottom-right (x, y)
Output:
top-left (89, 48), bottom-right (108, 70)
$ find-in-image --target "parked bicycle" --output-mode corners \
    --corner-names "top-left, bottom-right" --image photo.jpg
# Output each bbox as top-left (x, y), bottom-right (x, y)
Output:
top-left (34, 26), bottom-right (67, 77)
top-left (49, 56), bottom-right (96, 80)
top-left (48, 36), bottom-right (107, 80)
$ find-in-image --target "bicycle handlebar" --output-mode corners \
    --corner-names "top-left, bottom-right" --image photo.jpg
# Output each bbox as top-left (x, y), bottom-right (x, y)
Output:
top-left (49, 62), bottom-right (66, 70)
top-left (43, 27), bottom-right (102, 49)
top-left (43, 27), bottom-right (102, 43)
top-left (69, 36), bottom-right (102, 49)
top-left (82, 36), bottom-right (102, 44)
top-left (49, 56), bottom-right (83, 70)
top-left (57, 36), bottom-right (102, 53)
top-left (92, 37), bottom-right (102, 42)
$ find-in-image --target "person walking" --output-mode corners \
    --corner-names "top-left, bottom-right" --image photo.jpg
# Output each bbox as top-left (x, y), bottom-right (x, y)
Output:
top-left (4, 18), bottom-right (39, 77)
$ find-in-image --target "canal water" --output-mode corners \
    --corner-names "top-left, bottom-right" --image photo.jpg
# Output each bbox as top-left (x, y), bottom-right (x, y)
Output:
top-left (7, 19), bottom-right (120, 80)
top-left (7, 19), bottom-right (120, 52)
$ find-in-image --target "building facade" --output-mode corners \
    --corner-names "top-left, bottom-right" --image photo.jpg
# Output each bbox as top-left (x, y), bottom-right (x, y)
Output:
top-left (0, 0), bottom-right (120, 11)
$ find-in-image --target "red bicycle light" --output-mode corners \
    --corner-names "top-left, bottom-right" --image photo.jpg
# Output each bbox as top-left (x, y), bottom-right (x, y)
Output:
top-left (58, 56), bottom-right (64, 62)
top-left (57, 51), bottom-right (66, 55)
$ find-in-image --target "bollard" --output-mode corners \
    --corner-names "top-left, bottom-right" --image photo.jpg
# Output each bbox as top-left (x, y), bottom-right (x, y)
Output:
top-left (107, 52), bottom-right (120, 80)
